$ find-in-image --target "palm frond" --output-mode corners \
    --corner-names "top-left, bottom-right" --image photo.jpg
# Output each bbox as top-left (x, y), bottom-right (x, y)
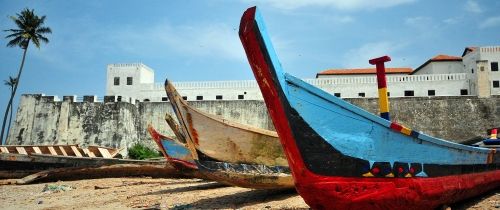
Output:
top-left (36, 27), bottom-right (52, 34)
top-left (38, 36), bottom-right (49, 44)
top-left (6, 36), bottom-right (23, 48)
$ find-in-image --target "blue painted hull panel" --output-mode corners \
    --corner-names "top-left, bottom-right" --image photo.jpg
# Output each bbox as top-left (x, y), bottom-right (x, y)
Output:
top-left (160, 139), bottom-right (194, 164)
top-left (285, 73), bottom-right (490, 166)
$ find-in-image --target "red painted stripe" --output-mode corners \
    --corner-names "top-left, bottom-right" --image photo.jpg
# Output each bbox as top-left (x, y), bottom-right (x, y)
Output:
top-left (390, 122), bottom-right (403, 131)
top-left (376, 65), bottom-right (387, 89)
top-left (492, 129), bottom-right (498, 135)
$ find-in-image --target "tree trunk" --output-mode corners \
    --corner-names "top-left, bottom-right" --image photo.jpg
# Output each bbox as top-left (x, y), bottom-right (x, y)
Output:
top-left (6, 100), bottom-right (13, 141)
top-left (1, 42), bottom-right (29, 145)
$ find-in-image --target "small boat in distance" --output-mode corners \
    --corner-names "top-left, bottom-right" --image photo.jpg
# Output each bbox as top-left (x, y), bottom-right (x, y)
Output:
top-left (147, 124), bottom-right (196, 170)
top-left (164, 79), bottom-right (294, 189)
top-left (240, 6), bottom-right (500, 209)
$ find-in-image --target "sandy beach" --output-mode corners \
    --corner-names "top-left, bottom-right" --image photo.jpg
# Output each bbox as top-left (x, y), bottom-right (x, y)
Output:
top-left (0, 177), bottom-right (499, 209)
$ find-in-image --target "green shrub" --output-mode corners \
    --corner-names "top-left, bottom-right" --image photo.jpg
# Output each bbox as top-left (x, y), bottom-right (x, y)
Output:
top-left (128, 143), bottom-right (161, 160)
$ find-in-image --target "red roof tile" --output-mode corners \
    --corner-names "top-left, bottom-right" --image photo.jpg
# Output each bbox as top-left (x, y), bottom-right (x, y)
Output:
top-left (317, 68), bottom-right (413, 76)
top-left (430, 54), bottom-right (462, 61)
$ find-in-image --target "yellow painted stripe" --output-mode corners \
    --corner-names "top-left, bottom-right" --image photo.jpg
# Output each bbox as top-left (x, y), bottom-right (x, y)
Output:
top-left (385, 173), bottom-right (394, 178)
top-left (400, 126), bottom-right (412, 136)
top-left (378, 88), bottom-right (389, 113)
top-left (491, 134), bottom-right (497, 139)
top-left (362, 172), bottom-right (374, 177)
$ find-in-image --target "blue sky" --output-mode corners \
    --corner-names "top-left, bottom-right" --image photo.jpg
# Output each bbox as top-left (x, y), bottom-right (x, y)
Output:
top-left (0, 0), bottom-right (499, 130)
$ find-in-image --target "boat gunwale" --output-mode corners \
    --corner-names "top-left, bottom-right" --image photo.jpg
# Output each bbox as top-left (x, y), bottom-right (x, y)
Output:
top-left (165, 81), bottom-right (279, 138)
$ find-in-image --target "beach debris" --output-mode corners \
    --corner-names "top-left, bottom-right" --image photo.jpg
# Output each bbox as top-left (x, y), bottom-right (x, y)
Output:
top-left (94, 185), bottom-right (111, 190)
top-left (171, 203), bottom-right (192, 210)
top-left (42, 184), bottom-right (74, 193)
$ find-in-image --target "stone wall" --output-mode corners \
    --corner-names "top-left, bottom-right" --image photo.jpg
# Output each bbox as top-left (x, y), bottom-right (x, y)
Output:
top-left (7, 94), bottom-right (500, 156)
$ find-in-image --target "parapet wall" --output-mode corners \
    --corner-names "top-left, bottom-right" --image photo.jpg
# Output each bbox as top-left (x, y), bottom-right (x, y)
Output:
top-left (7, 94), bottom-right (500, 156)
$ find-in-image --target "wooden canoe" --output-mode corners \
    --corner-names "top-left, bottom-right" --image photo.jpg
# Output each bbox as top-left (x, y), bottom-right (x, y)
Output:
top-left (164, 79), bottom-right (287, 167)
top-left (240, 6), bottom-right (500, 209)
top-left (147, 124), bottom-right (197, 170)
top-left (161, 112), bottom-right (294, 189)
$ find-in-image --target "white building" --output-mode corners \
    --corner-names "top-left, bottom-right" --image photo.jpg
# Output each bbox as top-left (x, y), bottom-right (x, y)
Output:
top-left (105, 46), bottom-right (500, 102)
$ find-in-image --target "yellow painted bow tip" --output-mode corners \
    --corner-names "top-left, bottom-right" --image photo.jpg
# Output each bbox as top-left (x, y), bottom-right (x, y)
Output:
top-left (385, 173), bottom-right (395, 177)
top-left (362, 172), bottom-right (374, 177)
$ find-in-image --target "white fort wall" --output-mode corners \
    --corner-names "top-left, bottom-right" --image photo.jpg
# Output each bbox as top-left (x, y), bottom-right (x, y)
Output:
top-left (111, 73), bottom-right (470, 103)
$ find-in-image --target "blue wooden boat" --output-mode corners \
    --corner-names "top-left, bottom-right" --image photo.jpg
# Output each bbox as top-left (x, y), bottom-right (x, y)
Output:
top-left (239, 6), bottom-right (500, 209)
top-left (147, 124), bottom-right (197, 170)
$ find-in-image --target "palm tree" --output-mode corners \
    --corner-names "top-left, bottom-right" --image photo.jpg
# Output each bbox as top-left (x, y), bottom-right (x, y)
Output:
top-left (1, 8), bottom-right (51, 144)
top-left (4, 76), bottom-right (17, 141)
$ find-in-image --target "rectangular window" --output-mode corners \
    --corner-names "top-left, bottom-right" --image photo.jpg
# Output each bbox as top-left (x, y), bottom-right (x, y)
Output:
top-left (127, 77), bottom-right (133, 85)
top-left (334, 93), bottom-right (341, 97)
top-left (493, 80), bottom-right (499, 88)
top-left (238, 95), bottom-right (244, 100)
top-left (358, 93), bottom-right (365, 97)
top-left (428, 90), bottom-right (435, 96)
top-left (460, 89), bottom-right (468, 95)
top-left (216, 95), bottom-right (223, 100)
top-left (114, 77), bottom-right (120, 86)
top-left (196, 96), bottom-right (203, 100)
top-left (161, 97), bottom-right (169, 101)
top-left (387, 92), bottom-right (390, 97)
top-left (404, 90), bottom-right (414, 96)
top-left (182, 96), bottom-right (187, 100)
top-left (117, 96), bottom-right (122, 102)
top-left (492, 62), bottom-right (499, 71)
top-left (471, 68), bottom-right (474, 74)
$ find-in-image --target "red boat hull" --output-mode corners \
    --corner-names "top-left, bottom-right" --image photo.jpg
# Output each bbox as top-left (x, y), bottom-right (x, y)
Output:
top-left (296, 170), bottom-right (500, 209)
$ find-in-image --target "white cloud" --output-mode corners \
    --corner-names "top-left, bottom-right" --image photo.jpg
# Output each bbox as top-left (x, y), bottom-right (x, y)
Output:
top-left (479, 16), bottom-right (500, 29)
top-left (94, 21), bottom-right (246, 62)
top-left (342, 41), bottom-right (407, 68)
top-left (328, 15), bottom-right (355, 24)
top-left (443, 17), bottom-right (459, 25)
top-left (246, 0), bottom-right (416, 11)
top-left (464, 0), bottom-right (482, 13)
top-left (405, 16), bottom-right (432, 26)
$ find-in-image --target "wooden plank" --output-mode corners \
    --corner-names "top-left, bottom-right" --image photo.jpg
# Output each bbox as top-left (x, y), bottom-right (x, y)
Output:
top-left (82, 148), bottom-right (96, 157)
top-left (15, 147), bottom-right (28, 155)
top-left (70, 146), bottom-right (83, 157)
top-left (0, 147), bottom-right (9, 153)
top-left (108, 148), bottom-right (123, 158)
top-left (47, 147), bottom-right (58, 155)
top-left (97, 148), bottom-right (112, 158)
top-left (58, 146), bottom-right (68, 156)
top-left (32, 147), bottom-right (42, 154)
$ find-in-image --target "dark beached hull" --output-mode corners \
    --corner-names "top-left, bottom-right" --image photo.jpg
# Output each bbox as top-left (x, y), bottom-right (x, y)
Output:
top-left (0, 153), bottom-right (175, 179)
top-left (240, 6), bottom-right (500, 209)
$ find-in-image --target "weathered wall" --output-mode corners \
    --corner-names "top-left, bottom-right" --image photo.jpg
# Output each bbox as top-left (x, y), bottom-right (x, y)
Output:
top-left (7, 95), bottom-right (274, 156)
top-left (7, 94), bottom-right (500, 156)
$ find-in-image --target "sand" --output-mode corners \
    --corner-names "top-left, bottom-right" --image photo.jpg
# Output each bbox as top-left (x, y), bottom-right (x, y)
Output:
top-left (0, 177), bottom-right (498, 209)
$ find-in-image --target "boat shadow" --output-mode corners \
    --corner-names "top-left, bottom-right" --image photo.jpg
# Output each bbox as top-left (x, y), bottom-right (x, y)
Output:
top-left (182, 188), bottom-right (301, 209)
top-left (139, 181), bottom-right (228, 196)
top-left (451, 188), bottom-right (500, 209)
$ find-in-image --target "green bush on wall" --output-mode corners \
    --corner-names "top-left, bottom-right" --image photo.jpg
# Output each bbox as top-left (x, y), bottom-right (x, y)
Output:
top-left (128, 143), bottom-right (161, 160)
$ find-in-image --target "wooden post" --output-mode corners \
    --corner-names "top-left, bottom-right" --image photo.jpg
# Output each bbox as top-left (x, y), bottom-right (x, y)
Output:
top-left (369, 56), bottom-right (392, 121)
